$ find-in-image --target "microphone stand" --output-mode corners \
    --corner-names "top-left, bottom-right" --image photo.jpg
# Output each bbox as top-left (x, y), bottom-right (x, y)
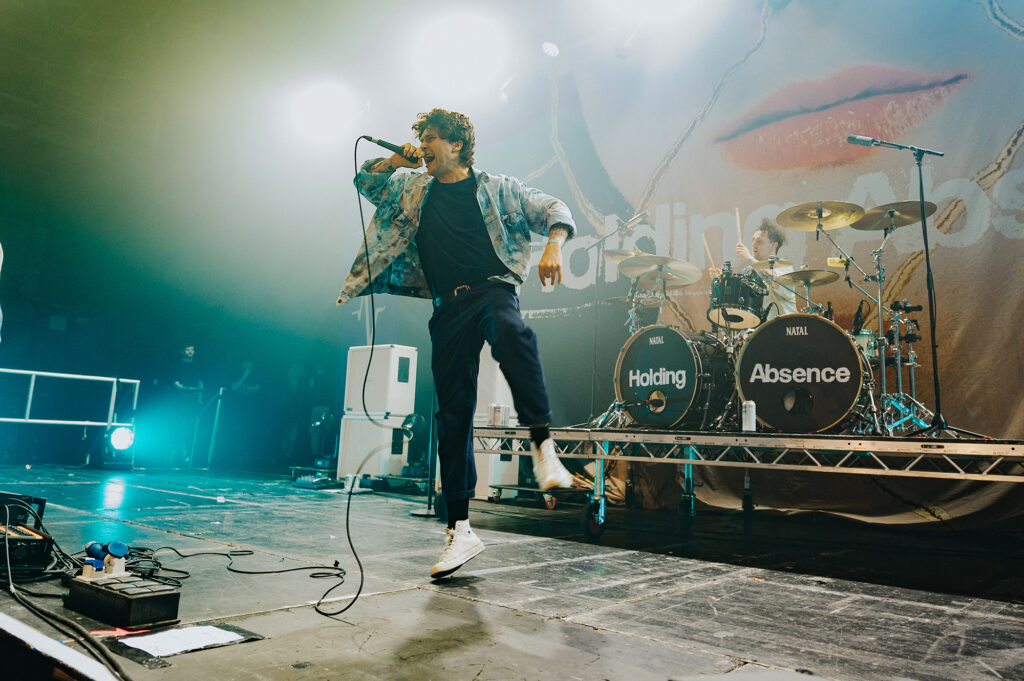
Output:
top-left (582, 212), bottom-right (647, 423)
top-left (860, 140), bottom-right (980, 437)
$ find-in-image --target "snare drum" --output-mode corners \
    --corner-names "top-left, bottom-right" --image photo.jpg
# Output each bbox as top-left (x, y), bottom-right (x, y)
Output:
top-left (708, 271), bottom-right (767, 329)
top-left (614, 325), bottom-right (733, 429)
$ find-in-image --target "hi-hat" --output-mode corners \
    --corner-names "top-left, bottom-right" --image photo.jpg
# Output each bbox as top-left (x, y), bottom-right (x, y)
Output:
top-left (776, 269), bottom-right (840, 288)
top-left (776, 201), bottom-right (865, 231)
top-left (618, 254), bottom-right (701, 287)
top-left (750, 258), bottom-right (793, 273)
top-left (604, 248), bottom-right (638, 264)
top-left (849, 201), bottom-right (938, 231)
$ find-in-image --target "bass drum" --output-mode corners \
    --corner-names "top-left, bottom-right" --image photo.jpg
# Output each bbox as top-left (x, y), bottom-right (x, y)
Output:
top-left (614, 325), bottom-right (733, 429)
top-left (736, 314), bottom-right (866, 433)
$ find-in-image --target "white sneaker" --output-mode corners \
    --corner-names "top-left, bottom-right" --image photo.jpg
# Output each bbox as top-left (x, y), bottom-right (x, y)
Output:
top-left (430, 519), bottom-right (484, 579)
top-left (532, 438), bottom-right (573, 491)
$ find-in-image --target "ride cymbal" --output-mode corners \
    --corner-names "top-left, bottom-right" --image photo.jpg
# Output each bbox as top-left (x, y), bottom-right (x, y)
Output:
top-left (776, 201), bottom-right (865, 231)
top-left (849, 201), bottom-right (938, 231)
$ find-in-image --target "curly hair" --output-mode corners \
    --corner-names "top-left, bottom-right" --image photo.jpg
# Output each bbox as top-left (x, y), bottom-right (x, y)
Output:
top-left (412, 108), bottom-right (475, 167)
top-left (757, 218), bottom-right (787, 253)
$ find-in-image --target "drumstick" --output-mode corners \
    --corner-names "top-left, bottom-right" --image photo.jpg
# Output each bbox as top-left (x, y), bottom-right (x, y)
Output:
top-left (702, 232), bottom-right (715, 270)
top-left (734, 207), bottom-right (743, 245)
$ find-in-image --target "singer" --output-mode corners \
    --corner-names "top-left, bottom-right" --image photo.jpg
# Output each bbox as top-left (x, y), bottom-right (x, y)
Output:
top-left (337, 108), bottom-right (576, 579)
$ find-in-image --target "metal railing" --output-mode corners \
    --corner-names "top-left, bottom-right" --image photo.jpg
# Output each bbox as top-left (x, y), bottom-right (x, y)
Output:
top-left (0, 368), bottom-right (139, 429)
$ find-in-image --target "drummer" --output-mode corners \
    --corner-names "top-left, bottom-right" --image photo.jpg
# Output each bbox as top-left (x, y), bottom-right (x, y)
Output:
top-left (709, 219), bottom-right (798, 319)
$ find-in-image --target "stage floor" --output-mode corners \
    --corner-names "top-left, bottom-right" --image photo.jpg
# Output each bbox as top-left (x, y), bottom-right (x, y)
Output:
top-left (2, 466), bottom-right (1022, 681)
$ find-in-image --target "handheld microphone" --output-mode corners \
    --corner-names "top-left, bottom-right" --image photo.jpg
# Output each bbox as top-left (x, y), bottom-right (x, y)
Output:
top-left (361, 135), bottom-right (420, 162)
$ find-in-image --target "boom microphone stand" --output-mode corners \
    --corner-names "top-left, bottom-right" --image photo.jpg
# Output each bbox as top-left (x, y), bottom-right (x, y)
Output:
top-left (846, 135), bottom-right (982, 438)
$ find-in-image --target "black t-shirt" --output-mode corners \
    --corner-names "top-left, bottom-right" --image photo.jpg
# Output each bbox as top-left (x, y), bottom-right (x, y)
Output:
top-left (415, 171), bottom-right (509, 297)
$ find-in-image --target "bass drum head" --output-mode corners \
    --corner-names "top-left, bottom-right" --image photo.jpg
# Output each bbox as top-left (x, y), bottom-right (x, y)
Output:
top-left (614, 325), bottom-right (700, 428)
top-left (736, 313), bottom-right (863, 433)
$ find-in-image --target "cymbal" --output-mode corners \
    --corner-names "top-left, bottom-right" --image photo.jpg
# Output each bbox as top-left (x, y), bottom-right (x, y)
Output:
top-left (635, 269), bottom-right (693, 290)
top-left (776, 269), bottom-right (840, 288)
top-left (776, 201), bottom-right (865, 231)
top-left (603, 296), bottom-right (662, 306)
top-left (618, 254), bottom-right (701, 286)
top-left (750, 258), bottom-right (793, 273)
top-left (849, 201), bottom-right (938, 231)
top-left (604, 248), bottom-right (638, 264)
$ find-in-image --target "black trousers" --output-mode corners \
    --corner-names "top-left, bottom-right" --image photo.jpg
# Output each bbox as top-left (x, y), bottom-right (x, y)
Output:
top-left (429, 283), bottom-right (552, 503)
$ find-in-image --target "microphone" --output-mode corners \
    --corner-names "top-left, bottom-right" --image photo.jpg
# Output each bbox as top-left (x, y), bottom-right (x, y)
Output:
top-left (892, 299), bottom-right (923, 312)
top-left (619, 210), bottom-right (649, 230)
top-left (847, 135), bottom-right (876, 147)
top-left (852, 300), bottom-right (866, 335)
top-left (361, 135), bottom-right (419, 162)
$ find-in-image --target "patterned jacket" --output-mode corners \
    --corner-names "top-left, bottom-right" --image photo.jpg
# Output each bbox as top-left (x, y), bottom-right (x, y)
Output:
top-left (336, 159), bottom-right (576, 304)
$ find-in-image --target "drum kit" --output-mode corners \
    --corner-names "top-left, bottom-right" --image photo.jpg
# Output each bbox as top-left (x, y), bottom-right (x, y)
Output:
top-left (595, 200), bottom-right (936, 435)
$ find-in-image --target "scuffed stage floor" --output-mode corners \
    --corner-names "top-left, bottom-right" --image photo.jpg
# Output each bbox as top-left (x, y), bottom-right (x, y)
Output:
top-left (1, 467), bottom-right (1022, 681)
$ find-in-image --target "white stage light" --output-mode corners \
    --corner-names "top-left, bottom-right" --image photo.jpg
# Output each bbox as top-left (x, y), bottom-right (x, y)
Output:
top-left (541, 42), bottom-right (560, 57)
top-left (109, 426), bottom-right (135, 451)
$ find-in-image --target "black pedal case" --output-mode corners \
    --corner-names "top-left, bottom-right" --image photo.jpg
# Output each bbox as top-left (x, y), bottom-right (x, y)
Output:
top-left (63, 576), bottom-right (181, 628)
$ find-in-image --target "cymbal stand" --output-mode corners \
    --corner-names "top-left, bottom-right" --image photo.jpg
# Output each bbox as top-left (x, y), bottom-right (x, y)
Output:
top-left (774, 279), bottom-right (820, 313)
top-left (867, 222), bottom-right (896, 402)
top-left (582, 212), bottom-right (647, 422)
top-left (882, 310), bottom-right (933, 432)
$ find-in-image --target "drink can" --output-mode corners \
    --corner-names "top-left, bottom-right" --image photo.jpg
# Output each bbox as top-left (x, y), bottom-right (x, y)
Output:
top-left (488, 404), bottom-right (510, 427)
top-left (742, 400), bottom-right (757, 431)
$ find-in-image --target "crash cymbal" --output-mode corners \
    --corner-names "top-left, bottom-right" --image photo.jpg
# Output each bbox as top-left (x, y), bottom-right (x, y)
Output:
top-left (750, 257), bottom-right (793, 273)
top-left (618, 254), bottom-right (701, 285)
top-left (849, 201), bottom-right (938, 231)
top-left (776, 201), bottom-right (865, 231)
top-left (604, 248), bottom-right (638, 264)
top-left (776, 269), bottom-right (840, 288)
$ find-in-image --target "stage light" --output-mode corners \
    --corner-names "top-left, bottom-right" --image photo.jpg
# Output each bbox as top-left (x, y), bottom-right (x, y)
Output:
top-left (541, 42), bottom-right (560, 57)
top-left (109, 427), bottom-right (135, 451)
